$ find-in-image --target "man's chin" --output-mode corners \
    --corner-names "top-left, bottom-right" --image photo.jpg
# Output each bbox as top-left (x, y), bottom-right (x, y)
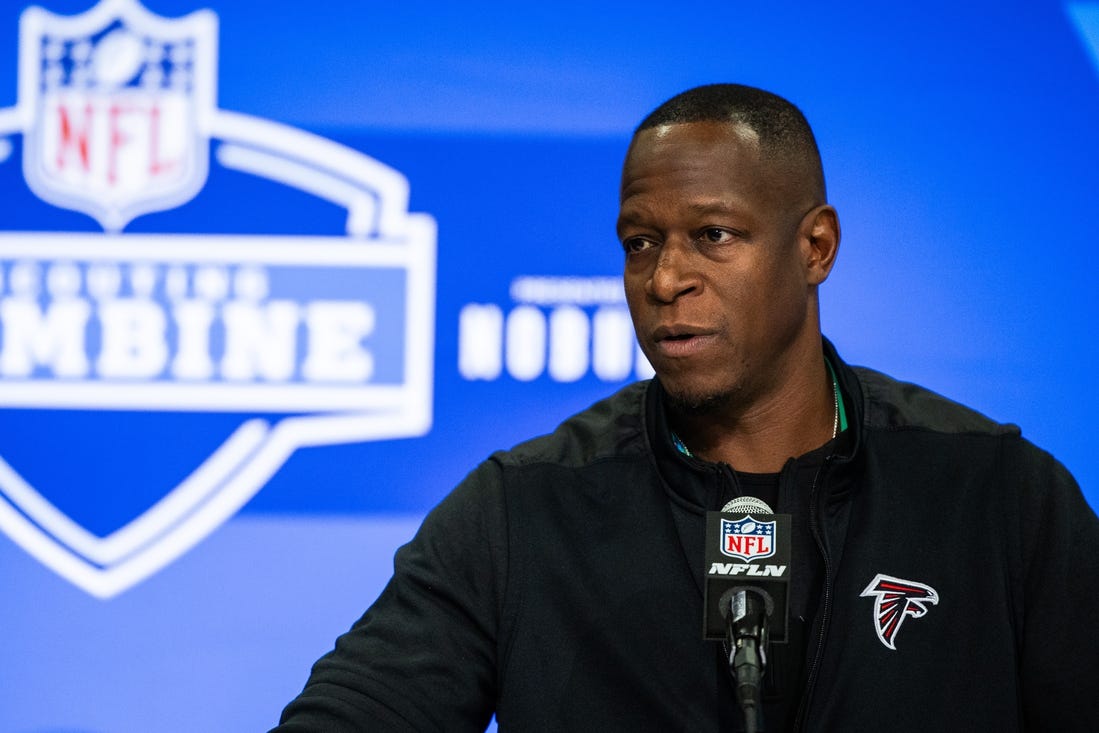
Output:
top-left (662, 382), bottom-right (735, 416)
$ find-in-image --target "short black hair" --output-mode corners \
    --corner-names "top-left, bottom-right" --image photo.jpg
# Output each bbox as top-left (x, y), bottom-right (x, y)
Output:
top-left (636, 83), bottom-right (826, 201)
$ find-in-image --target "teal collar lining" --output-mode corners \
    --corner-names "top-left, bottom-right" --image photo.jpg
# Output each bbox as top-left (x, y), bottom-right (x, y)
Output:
top-left (825, 357), bottom-right (848, 434)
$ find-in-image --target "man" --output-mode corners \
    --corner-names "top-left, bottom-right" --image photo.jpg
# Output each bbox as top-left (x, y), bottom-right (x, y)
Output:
top-left (273, 84), bottom-right (1099, 731)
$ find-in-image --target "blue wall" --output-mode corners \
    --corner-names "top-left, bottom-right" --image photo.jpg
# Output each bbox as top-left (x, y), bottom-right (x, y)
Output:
top-left (0, 1), bottom-right (1095, 730)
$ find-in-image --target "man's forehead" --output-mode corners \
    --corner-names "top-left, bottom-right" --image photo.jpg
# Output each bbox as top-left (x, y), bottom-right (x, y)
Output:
top-left (627, 120), bottom-right (762, 159)
top-left (622, 121), bottom-right (764, 183)
top-left (619, 119), bottom-right (814, 217)
top-left (642, 120), bottom-right (760, 146)
top-left (620, 120), bottom-right (767, 195)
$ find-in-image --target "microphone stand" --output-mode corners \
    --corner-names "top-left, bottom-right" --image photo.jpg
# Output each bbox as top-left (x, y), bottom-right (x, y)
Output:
top-left (720, 587), bottom-right (774, 733)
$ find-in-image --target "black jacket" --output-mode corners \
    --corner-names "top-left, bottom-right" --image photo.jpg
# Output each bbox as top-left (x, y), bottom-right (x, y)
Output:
top-left (275, 345), bottom-right (1099, 731)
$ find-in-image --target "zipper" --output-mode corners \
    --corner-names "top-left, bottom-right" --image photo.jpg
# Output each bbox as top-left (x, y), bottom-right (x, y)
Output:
top-left (715, 462), bottom-right (743, 515)
top-left (793, 456), bottom-right (834, 732)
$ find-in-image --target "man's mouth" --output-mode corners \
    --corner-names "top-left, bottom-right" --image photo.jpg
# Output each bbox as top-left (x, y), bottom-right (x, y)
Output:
top-left (653, 325), bottom-right (701, 342)
top-left (652, 327), bottom-right (714, 357)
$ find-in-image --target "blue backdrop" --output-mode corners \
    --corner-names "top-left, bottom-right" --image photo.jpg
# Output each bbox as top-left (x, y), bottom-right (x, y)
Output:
top-left (0, 1), bottom-right (1095, 731)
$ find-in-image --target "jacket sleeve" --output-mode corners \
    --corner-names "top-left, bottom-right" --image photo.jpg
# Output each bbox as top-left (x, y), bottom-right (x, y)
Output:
top-left (271, 458), bottom-right (509, 732)
top-left (1009, 440), bottom-right (1099, 731)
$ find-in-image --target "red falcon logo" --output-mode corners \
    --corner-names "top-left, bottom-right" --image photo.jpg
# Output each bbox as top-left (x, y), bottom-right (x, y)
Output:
top-left (860, 573), bottom-right (939, 650)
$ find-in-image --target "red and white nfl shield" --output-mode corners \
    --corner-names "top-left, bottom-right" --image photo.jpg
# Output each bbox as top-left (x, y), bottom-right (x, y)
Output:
top-left (19, 0), bottom-right (215, 232)
top-left (720, 515), bottom-right (776, 562)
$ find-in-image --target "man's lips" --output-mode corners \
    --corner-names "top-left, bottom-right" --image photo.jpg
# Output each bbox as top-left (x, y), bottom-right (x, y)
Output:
top-left (651, 326), bottom-right (716, 357)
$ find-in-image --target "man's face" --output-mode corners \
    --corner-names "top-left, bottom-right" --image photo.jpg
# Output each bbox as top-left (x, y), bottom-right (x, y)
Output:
top-left (618, 121), bottom-right (818, 411)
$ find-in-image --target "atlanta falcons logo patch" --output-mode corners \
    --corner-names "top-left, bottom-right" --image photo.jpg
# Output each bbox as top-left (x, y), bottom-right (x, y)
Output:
top-left (860, 573), bottom-right (939, 650)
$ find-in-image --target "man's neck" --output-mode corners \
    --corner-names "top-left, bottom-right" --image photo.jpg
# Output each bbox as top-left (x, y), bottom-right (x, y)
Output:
top-left (669, 355), bottom-right (836, 473)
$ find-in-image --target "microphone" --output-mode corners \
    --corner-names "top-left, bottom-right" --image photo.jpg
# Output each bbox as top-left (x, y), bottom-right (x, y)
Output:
top-left (719, 585), bottom-right (773, 733)
top-left (704, 497), bottom-right (791, 733)
top-left (703, 496), bottom-right (790, 639)
top-left (721, 495), bottom-right (774, 515)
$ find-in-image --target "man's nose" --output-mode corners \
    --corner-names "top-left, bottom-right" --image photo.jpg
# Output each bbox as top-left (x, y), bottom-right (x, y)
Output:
top-left (647, 239), bottom-right (700, 303)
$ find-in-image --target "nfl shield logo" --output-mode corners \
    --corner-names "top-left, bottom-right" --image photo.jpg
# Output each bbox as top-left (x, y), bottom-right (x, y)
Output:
top-left (19, 0), bottom-right (215, 232)
top-left (720, 515), bottom-right (776, 562)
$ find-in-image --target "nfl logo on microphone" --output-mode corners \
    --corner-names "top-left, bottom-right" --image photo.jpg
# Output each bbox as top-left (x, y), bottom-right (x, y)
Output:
top-left (720, 516), bottom-right (776, 562)
top-left (0, 0), bottom-right (436, 599)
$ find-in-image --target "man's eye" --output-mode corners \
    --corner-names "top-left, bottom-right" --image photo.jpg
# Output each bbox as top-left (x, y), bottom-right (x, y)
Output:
top-left (700, 228), bottom-right (732, 244)
top-left (622, 237), bottom-right (655, 254)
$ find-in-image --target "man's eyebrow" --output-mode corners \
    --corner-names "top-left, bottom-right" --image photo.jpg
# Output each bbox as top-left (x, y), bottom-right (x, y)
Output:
top-left (615, 209), bottom-right (653, 232)
top-left (616, 201), bottom-right (746, 232)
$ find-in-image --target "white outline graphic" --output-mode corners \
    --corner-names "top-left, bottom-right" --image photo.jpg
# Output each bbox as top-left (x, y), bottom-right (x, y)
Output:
top-left (0, 0), bottom-right (437, 598)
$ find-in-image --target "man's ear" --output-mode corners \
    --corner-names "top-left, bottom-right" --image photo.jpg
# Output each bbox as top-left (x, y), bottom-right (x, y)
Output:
top-left (801, 205), bottom-right (840, 286)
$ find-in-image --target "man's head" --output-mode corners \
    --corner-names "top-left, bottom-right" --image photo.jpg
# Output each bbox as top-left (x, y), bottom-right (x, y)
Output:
top-left (618, 84), bottom-right (840, 414)
top-left (636, 83), bottom-right (827, 208)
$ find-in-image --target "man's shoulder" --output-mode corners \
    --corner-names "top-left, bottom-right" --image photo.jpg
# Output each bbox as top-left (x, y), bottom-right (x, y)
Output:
top-left (852, 366), bottom-right (1021, 438)
top-left (493, 381), bottom-right (651, 470)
